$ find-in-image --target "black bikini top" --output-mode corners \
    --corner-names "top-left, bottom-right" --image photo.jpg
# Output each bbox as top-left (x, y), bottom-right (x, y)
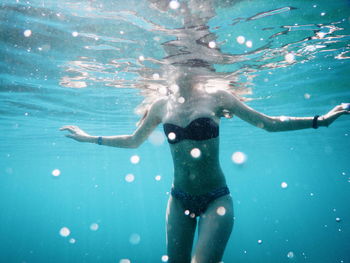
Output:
top-left (163, 117), bottom-right (219, 144)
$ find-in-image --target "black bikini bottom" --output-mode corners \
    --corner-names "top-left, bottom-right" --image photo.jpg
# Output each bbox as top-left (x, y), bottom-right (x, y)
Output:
top-left (171, 186), bottom-right (230, 217)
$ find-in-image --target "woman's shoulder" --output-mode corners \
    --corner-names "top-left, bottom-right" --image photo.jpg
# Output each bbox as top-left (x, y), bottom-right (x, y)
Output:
top-left (211, 89), bottom-right (239, 108)
top-left (150, 97), bottom-right (167, 110)
top-left (147, 97), bottom-right (167, 119)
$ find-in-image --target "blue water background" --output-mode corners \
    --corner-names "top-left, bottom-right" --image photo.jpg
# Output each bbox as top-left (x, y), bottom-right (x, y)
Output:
top-left (1, 0), bottom-right (350, 262)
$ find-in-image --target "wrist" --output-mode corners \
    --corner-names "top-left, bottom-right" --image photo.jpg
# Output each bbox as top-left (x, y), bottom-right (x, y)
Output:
top-left (86, 136), bottom-right (99, 143)
top-left (318, 115), bottom-right (329, 127)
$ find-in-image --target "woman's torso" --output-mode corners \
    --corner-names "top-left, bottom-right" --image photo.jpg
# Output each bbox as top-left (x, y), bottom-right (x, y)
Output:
top-left (160, 89), bottom-right (227, 194)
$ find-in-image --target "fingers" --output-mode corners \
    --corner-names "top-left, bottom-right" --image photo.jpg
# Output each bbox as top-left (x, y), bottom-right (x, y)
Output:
top-left (60, 125), bottom-right (79, 132)
top-left (341, 103), bottom-right (350, 111)
top-left (65, 134), bottom-right (80, 142)
top-left (329, 104), bottom-right (346, 115)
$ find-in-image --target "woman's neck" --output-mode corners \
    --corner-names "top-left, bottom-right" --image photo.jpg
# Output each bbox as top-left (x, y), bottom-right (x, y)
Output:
top-left (175, 75), bottom-right (203, 100)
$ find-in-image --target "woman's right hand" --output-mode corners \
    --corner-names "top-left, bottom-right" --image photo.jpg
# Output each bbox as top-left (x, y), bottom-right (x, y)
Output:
top-left (60, 125), bottom-right (92, 142)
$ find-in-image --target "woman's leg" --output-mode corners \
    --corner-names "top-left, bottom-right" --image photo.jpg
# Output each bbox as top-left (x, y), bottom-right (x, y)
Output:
top-left (166, 195), bottom-right (197, 263)
top-left (191, 195), bottom-right (234, 263)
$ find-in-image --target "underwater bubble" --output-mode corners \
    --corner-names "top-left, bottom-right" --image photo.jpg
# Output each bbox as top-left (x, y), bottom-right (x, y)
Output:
top-left (285, 53), bottom-right (295, 63)
top-left (190, 213), bottom-right (196, 218)
top-left (257, 239), bottom-right (262, 244)
top-left (170, 84), bottom-right (179, 93)
top-left (169, 0), bottom-right (180, 9)
top-left (310, 193), bottom-right (314, 196)
top-left (52, 169), bottom-right (61, 177)
top-left (280, 116), bottom-right (290, 122)
top-left (125, 174), bottom-right (135, 183)
top-left (119, 259), bottom-right (130, 263)
top-left (208, 41), bottom-right (216, 48)
top-left (184, 210), bottom-right (190, 215)
top-left (130, 155), bottom-right (140, 164)
top-left (216, 206), bottom-right (226, 216)
top-left (205, 86), bottom-right (218, 94)
top-left (69, 238), bottom-right (76, 244)
top-left (153, 73), bottom-right (160, 80)
top-left (305, 45), bottom-right (318, 52)
top-left (190, 148), bottom-right (201, 158)
top-left (287, 251), bottom-right (294, 258)
top-left (138, 55), bottom-right (145, 61)
top-left (129, 233), bottom-right (141, 245)
top-left (231, 151), bottom-right (247, 164)
top-left (23, 29), bottom-right (32, 37)
top-left (90, 223), bottom-right (99, 231)
top-left (178, 97), bottom-right (185, 103)
top-left (161, 255), bottom-right (169, 262)
top-left (281, 182), bottom-right (288, 189)
top-left (72, 31), bottom-right (78, 37)
top-left (236, 36), bottom-right (245, 44)
top-left (321, 12), bottom-right (326, 16)
top-left (304, 93), bottom-right (311, 99)
top-left (120, 31), bottom-right (124, 35)
top-left (245, 40), bottom-right (253, 48)
top-left (149, 130), bottom-right (165, 146)
top-left (317, 32), bottom-right (326, 38)
top-left (59, 227), bottom-right (70, 237)
top-left (341, 172), bottom-right (346, 176)
top-left (155, 175), bottom-right (162, 181)
top-left (159, 86), bottom-right (168, 95)
top-left (336, 217), bottom-right (341, 222)
top-left (168, 132), bottom-right (176, 141)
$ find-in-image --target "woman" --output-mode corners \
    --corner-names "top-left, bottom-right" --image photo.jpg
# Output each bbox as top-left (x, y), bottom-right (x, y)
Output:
top-left (60, 71), bottom-right (349, 262)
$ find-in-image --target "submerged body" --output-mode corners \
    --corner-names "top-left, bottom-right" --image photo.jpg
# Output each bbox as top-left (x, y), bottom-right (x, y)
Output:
top-left (162, 89), bottom-right (234, 263)
top-left (60, 78), bottom-right (349, 262)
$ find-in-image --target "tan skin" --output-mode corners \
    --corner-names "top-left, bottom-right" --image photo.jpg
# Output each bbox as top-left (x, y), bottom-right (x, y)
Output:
top-left (61, 78), bottom-right (349, 263)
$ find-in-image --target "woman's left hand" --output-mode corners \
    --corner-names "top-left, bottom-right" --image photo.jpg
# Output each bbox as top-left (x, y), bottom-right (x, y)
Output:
top-left (322, 103), bottom-right (350, 127)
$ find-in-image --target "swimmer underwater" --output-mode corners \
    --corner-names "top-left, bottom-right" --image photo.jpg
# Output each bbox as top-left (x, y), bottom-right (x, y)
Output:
top-left (60, 87), bottom-right (350, 263)
top-left (60, 1), bottom-right (350, 262)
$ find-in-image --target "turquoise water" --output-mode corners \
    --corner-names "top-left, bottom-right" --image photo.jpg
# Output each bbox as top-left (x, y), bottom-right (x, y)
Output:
top-left (1, 0), bottom-right (350, 262)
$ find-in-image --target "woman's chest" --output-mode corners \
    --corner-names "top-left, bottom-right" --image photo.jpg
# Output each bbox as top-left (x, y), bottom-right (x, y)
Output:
top-left (162, 96), bottom-right (219, 125)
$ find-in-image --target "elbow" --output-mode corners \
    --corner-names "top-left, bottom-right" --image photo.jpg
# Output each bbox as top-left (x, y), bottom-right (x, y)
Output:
top-left (129, 143), bottom-right (140, 149)
top-left (128, 136), bottom-right (142, 148)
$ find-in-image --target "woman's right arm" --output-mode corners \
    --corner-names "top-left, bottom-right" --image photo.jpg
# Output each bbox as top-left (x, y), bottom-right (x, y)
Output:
top-left (60, 99), bottom-right (165, 148)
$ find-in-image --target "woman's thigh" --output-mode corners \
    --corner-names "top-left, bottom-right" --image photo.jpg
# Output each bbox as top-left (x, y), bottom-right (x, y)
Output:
top-left (192, 195), bottom-right (234, 263)
top-left (166, 195), bottom-right (197, 263)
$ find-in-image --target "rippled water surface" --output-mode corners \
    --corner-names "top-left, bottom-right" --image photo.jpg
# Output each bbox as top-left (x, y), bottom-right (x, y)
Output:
top-left (1, 0), bottom-right (350, 262)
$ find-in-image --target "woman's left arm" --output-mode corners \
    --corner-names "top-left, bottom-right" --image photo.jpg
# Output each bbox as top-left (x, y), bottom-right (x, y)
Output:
top-left (217, 90), bottom-right (350, 132)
